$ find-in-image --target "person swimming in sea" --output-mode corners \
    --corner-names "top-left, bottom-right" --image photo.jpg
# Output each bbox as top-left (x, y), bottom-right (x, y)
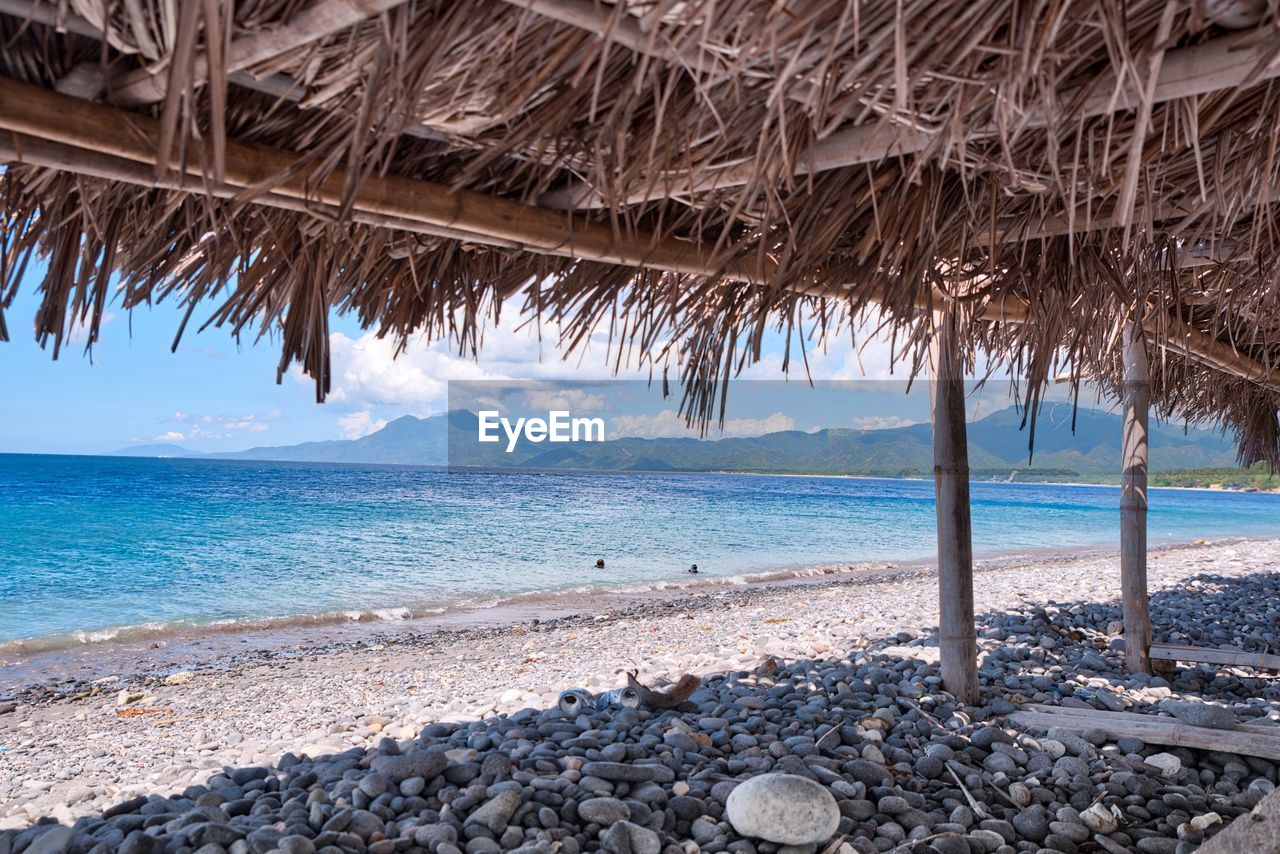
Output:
top-left (687, 563), bottom-right (698, 574)
top-left (596, 558), bottom-right (605, 569)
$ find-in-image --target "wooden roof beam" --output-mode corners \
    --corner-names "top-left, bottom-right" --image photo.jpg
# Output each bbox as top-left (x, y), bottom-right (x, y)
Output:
top-left (0, 0), bottom-right (104, 39)
top-left (0, 74), bottom-right (772, 282)
top-left (1, 75), bottom-right (1275, 395)
top-left (0, 132), bottom-right (519, 247)
top-left (540, 32), bottom-right (1280, 210)
top-left (108, 0), bottom-right (414, 107)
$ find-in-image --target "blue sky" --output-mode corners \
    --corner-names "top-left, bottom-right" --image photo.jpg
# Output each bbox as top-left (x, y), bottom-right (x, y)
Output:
top-left (2, 268), bottom-right (348, 454)
top-left (1, 260), bottom-right (1071, 455)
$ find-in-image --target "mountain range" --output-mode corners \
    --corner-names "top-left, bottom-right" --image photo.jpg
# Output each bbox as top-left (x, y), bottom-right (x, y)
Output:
top-left (112, 406), bottom-right (1239, 476)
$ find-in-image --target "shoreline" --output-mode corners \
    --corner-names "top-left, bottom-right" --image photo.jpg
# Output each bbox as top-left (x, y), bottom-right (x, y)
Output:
top-left (1, 536), bottom-right (1278, 830)
top-left (713, 469), bottom-right (1280, 492)
top-left (0, 536), bottom-right (1216, 695)
top-left (1, 534), bottom-right (1269, 699)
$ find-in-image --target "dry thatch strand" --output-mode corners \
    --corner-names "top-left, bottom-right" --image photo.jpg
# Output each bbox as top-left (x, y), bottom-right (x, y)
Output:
top-left (0, 0), bottom-right (1278, 465)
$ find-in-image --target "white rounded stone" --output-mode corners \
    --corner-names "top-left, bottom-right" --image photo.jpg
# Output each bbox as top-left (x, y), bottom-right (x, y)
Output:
top-left (725, 773), bottom-right (840, 845)
top-left (1146, 752), bottom-right (1182, 777)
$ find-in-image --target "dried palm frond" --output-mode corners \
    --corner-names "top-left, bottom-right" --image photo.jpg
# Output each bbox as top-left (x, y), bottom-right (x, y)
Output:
top-left (0, 0), bottom-right (1277, 463)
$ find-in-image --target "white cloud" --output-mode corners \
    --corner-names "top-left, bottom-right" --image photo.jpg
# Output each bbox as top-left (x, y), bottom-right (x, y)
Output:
top-left (315, 305), bottom-right (938, 421)
top-left (522, 387), bottom-right (606, 414)
top-left (223, 418), bottom-right (270, 432)
top-left (66, 311), bottom-right (117, 346)
top-left (761, 314), bottom-right (905, 382)
top-left (850, 415), bottom-right (920, 430)
top-left (609, 410), bottom-right (693, 439)
top-left (338, 410), bottom-right (388, 439)
top-left (723, 412), bottom-right (798, 436)
top-left (154, 410), bottom-right (281, 444)
top-left (321, 314), bottom-right (639, 414)
top-left (610, 409), bottom-right (796, 439)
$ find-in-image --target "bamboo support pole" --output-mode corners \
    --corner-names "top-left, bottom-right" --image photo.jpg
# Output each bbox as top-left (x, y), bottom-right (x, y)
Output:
top-left (0, 133), bottom-right (522, 248)
top-left (1121, 321), bottom-right (1153, 675)
top-left (930, 310), bottom-right (980, 705)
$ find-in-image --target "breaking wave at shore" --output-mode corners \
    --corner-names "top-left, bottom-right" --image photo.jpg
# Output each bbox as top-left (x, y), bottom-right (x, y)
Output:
top-left (0, 560), bottom-right (873, 660)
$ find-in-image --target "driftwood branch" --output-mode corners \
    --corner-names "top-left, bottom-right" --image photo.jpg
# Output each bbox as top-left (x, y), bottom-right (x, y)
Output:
top-left (626, 671), bottom-right (700, 710)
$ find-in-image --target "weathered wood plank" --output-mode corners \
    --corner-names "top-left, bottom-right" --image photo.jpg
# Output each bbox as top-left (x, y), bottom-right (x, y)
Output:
top-left (1150, 643), bottom-right (1280, 671)
top-left (1198, 786), bottom-right (1280, 853)
top-left (1021, 704), bottom-right (1280, 737)
top-left (1010, 709), bottom-right (1280, 761)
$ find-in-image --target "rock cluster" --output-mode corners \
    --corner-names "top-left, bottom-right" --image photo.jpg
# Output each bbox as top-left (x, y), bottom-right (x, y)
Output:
top-left (5, 619), bottom-right (1275, 854)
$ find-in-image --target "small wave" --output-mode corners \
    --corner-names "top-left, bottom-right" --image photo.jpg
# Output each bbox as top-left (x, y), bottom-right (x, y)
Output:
top-left (4, 620), bottom-right (179, 657)
top-left (0, 562), bottom-right (881, 661)
top-left (342, 607), bottom-right (419, 622)
top-left (0, 603), bottom-right (453, 658)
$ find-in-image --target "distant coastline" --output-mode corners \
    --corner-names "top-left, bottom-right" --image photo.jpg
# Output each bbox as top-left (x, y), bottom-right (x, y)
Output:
top-left (6, 449), bottom-right (1278, 492)
top-left (93, 404), bottom-right (1254, 478)
top-left (703, 468), bottom-right (1279, 493)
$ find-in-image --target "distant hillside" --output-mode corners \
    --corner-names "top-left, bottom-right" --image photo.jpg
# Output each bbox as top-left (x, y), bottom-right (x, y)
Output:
top-left (204, 412), bottom-right (455, 465)
top-left (452, 405), bottom-right (1237, 475)
top-left (113, 405), bottom-right (1244, 477)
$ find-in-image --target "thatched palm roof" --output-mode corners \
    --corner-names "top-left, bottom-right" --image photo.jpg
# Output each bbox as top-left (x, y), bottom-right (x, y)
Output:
top-left (0, 0), bottom-right (1278, 462)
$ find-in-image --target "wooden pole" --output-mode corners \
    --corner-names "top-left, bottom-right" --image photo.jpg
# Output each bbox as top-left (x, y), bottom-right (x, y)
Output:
top-left (1121, 321), bottom-right (1153, 675)
top-left (930, 310), bottom-right (980, 705)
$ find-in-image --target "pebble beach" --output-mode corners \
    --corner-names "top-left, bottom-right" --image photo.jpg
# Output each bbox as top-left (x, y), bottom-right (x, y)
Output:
top-left (3, 537), bottom-right (1280, 854)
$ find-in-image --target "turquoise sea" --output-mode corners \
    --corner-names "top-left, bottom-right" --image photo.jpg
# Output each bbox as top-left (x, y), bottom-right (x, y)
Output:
top-left (1, 454), bottom-right (1278, 653)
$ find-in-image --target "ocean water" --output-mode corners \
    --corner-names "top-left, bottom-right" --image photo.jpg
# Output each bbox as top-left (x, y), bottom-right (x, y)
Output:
top-left (1, 453), bottom-right (1278, 652)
